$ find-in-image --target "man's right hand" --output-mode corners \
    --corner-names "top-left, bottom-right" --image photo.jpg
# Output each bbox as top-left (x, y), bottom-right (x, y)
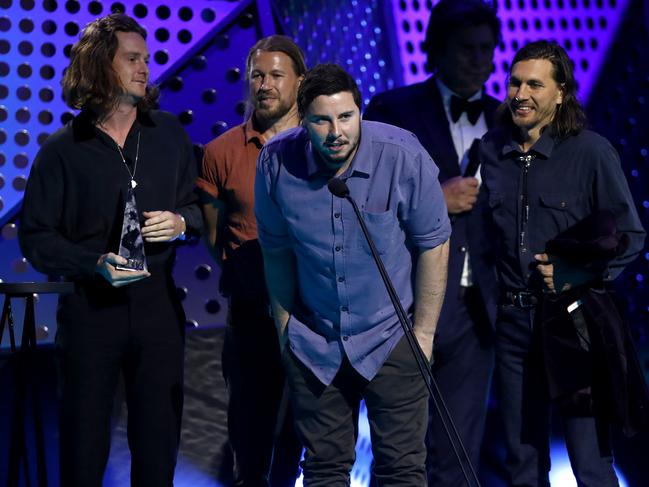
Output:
top-left (442, 176), bottom-right (480, 214)
top-left (95, 253), bottom-right (150, 287)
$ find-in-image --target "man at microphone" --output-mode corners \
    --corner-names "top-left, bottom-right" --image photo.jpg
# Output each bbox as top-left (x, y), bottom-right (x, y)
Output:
top-left (254, 63), bottom-right (450, 485)
top-left (364, 1), bottom-right (501, 483)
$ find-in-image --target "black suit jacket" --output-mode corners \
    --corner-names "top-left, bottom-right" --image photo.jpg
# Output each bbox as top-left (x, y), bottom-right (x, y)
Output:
top-left (364, 77), bottom-right (500, 331)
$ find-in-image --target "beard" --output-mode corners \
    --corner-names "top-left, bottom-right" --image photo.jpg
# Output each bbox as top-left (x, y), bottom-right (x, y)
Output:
top-left (254, 95), bottom-right (293, 122)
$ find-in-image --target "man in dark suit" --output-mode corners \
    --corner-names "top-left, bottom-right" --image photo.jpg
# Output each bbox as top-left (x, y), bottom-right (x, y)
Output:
top-left (364, 1), bottom-right (501, 484)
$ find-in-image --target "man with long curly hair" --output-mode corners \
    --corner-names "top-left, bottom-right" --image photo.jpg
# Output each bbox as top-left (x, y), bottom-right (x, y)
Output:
top-left (19, 13), bottom-right (202, 486)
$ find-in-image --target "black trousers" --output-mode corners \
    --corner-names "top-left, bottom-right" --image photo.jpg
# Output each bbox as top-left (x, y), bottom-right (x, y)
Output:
top-left (426, 286), bottom-right (494, 486)
top-left (56, 275), bottom-right (185, 487)
top-left (284, 334), bottom-right (429, 487)
top-left (222, 296), bottom-right (302, 487)
top-left (496, 304), bottom-right (619, 487)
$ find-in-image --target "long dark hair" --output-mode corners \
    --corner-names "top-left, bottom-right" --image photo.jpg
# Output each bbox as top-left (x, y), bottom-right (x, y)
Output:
top-left (500, 40), bottom-right (586, 137)
top-left (62, 13), bottom-right (159, 117)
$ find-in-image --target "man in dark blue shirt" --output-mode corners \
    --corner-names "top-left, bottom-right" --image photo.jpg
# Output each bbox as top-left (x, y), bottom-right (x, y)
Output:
top-left (480, 41), bottom-right (645, 486)
top-left (255, 64), bottom-right (451, 485)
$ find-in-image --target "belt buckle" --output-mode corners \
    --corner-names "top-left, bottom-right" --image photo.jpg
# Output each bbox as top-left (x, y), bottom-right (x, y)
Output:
top-left (516, 291), bottom-right (534, 309)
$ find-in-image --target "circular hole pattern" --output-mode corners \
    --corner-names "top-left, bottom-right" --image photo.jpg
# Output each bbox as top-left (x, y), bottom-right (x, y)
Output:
top-left (194, 264), bottom-right (212, 280)
top-left (178, 29), bottom-right (192, 44)
top-left (65, 1), bottom-right (80, 14)
top-left (43, 0), bottom-right (58, 13)
top-left (133, 3), bottom-right (147, 18)
top-left (64, 21), bottom-right (79, 36)
top-left (202, 89), bottom-right (217, 104)
top-left (18, 63), bottom-right (32, 78)
top-left (205, 299), bottom-right (221, 314)
top-left (19, 18), bottom-right (34, 33)
top-left (176, 286), bottom-right (188, 301)
top-left (18, 41), bottom-right (33, 55)
top-left (14, 153), bottom-right (29, 168)
top-left (88, 1), bottom-right (102, 14)
top-left (15, 130), bottom-right (30, 146)
top-left (16, 107), bottom-right (30, 123)
top-left (201, 8), bottom-right (216, 22)
top-left (226, 67), bottom-right (241, 83)
top-left (41, 42), bottom-right (56, 57)
top-left (17, 85), bottom-right (31, 100)
top-left (38, 110), bottom-right (53, 124)
top-left (178, 110), bottom-right (193, 125)
top-left (179, 6), bottom-right (193, 21)
top-left (155, 28), bottom-right (169, 42)
top-left (154, 50), bottom-right (169, 65)
top-left (42, 20), bottom-right (57, 35)
top-left (40, 65), bottom-right (55, 79)
top-left (13, 175), bottom-right (27, 191)
top-left (39, 87), bottom-right (54, 102)
top-left (110, 2), bottom-right (126, 14)
top-left (156, 5), bottom-right (171, 20)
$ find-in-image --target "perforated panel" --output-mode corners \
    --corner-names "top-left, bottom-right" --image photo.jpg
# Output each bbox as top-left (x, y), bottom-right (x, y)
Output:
top-left (391, 0), bottom-right (631, 100)
top-left (0, 0), bottom-right (242, 224)
top-left (273, 0), bottom-right (402, 107)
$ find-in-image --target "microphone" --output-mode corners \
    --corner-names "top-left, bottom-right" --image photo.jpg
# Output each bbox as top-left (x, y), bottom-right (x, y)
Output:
top-left (327, 178), bottom-right (350, 198)
top-left (327, 177), bottom-right (481, 487)
top-left (462, 138), bottom-right (482, 178)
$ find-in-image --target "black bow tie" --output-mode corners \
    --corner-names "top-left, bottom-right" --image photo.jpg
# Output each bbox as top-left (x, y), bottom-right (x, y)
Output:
top-left (450, 95), bottom-right (484, 125)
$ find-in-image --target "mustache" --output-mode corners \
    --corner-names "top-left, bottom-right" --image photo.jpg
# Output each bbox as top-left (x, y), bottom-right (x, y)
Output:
top-left (510, 97), bottom-right (528, 109)
top-left (255, 89), bottom-right (277, 100)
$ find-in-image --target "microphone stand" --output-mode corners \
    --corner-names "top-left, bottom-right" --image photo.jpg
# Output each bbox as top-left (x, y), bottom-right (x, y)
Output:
top-left (328, 179), bottom-right (481, 487)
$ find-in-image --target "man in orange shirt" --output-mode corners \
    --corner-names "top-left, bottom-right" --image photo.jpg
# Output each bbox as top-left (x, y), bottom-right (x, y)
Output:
top-left (197, 36), bottom-right (306, 486)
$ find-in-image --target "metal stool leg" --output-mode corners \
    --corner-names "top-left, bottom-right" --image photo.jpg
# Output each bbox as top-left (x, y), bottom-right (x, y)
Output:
top-left (24, 294), bottom-right (48, 487)
top-left (1, 296), bottom-right (18, 352)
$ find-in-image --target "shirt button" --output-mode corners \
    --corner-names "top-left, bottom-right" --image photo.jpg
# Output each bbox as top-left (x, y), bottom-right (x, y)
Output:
top-left (338, 276), bottom-right (345, 282)
top-left (341, 306), bottom-right (348, 312)
top-left (335, 246), bottom-right (341, 252)
top-left (343, 335), bottom-right (349, 341)
top-left (334, 212), bottom-right (341, 218)
top-left (560, 202), bottom-right (567, 208)
top-left (459, 245), bottom-right (467, 253)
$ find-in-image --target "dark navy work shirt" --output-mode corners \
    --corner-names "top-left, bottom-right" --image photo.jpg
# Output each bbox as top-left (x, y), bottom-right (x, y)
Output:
top-left (480, 127), bottom-right (645, 291)
top-left (255, 121), bottom-right (451, 385)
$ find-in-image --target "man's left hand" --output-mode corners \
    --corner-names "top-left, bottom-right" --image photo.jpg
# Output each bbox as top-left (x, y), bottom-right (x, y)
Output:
top-left (142, 211), bottom-right (185, 242)
top-left (413, 329), bottom-right (434, 363)
top-left (534, 253), bottom-right (597, 293)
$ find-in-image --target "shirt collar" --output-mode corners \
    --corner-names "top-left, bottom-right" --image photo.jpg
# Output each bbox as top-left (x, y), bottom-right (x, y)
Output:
top-left (435, 76), bottom-right (483, 111)
top-left (244, 114), bottom-right (265, 146)
top-left (501, 126), bottom-right (556, 159)
top-left (73, 108), bottom-right (156, 142)
top-left (304, 120), bottom-right (373, 180)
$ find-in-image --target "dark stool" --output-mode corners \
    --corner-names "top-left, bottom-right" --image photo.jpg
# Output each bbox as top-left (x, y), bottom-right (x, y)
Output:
top-left (1, 282), bottom-right (73, 487)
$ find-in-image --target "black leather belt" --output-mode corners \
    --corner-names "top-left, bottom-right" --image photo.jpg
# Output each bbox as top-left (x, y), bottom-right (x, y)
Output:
top-left (502, 290), bottom-right (539, 309)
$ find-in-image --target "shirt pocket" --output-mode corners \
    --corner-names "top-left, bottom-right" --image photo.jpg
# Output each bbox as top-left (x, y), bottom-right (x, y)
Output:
top-left (356, 209), bottom-right (401, 256)
top-left (538, 193), bottom-right (581, 233)
top-left (488, 192), bottom-right (509, 232)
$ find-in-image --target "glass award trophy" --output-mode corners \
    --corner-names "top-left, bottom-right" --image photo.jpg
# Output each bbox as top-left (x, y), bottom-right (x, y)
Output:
top-left (115, 184), bottom-right (148, 272)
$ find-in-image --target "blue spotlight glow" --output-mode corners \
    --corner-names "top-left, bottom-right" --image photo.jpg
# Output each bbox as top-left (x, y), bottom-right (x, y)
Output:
top-left (549, 441), bottom-right (629, 487)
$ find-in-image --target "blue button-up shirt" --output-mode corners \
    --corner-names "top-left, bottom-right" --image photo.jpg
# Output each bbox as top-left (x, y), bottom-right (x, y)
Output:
top-left (255, 120), bottom-right (450, 385)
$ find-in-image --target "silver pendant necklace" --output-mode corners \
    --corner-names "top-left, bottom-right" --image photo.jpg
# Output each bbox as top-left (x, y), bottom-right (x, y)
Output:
top-left (115, 131), bottom-right (141, 189)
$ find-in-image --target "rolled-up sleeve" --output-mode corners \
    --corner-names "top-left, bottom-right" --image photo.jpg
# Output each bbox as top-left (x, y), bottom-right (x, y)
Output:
top-left (254, 146), bottom-right (291, 250)
top-left (400, 145), bottom-right (451, 251)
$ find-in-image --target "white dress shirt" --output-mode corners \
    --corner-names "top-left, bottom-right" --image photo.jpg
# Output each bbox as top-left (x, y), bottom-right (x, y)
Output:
top-left (436, 78), bottom-right (489, 287)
